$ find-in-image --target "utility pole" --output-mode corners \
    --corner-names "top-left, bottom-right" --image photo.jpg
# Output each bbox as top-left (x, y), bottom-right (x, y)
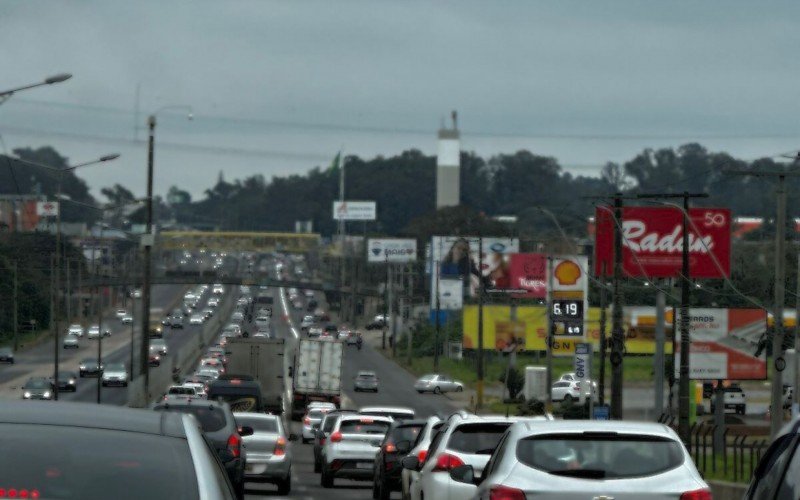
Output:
top-left (138, 115), bottom-right (156, 404)
top-left (391, 265), bottom-right (398, 358)
top-left (93, 229), bottom-right (103, 404)
top-left (434, 239), bottom-right (442, 372)
top-left (598, 273), bottom-right (607, 406)
top-left (53, 180), bottom-right (63, 401)
top-left (728, 169), bottom-right (798, 438)
top-left (654, 284), bottom-right (666, 417)
top-left (794, 252), bottom-right (800, 418)
top-left (382, 253), bottom-right (389, 350)
top-left (50, 253), bottom-right (58, 400)
top-left (12, 261), bottom-right (18, 352)
top-left (406, 264), bottom-right (414, 366)
top-left (66, 259), bottom-right (71, 322)
top-left (337, 153), bottom-right (346, 322)
top-left (546, 255), bottom-right (554, 409)
top-left (610, 194), bottom-right (624, 420)
top-left (637, 192), bottom-right (708, 446)
top-left (476, 235), bottom-right (485, 409)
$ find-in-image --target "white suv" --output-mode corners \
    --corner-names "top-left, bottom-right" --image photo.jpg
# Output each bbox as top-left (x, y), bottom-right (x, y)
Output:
top-left (407, 414), bottom-right (551, 500)
top-left (320, 414), bottom-right (393, 488)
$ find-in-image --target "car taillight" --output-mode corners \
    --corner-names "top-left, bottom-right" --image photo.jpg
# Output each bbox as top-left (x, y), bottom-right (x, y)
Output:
top-left (303, 417), bottom-right (311, 425)
top-left (432, 452), bottom-right (465, 472)
top-left (417, 449), bottom-right (428, 464)
top-left (320, 438), bottom-right (326, 446)
top-left (227, 434), bottom-right (242, 458)
top-left (489, 485), bottom-right (527, 500)
top-left (680, 489), bottom-right (712, 500)
top-left (383, 442), bottom-right (396, 453)
top-left (274, 437), bottom-right (287, 456)
top-left (330, 431), bottom-right (343, 443)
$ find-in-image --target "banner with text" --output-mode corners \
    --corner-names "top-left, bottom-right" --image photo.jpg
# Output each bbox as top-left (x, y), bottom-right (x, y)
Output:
top-left (333, 201), bottom-right (377, 220)
top-left (367, 238), bottom-right (417, 263)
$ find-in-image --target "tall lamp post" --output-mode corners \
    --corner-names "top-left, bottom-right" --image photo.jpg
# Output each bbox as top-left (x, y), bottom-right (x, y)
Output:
top-left (138, 105), bottom-right (192, 405)
top-left (0, 73), bottom-right (72, 105)
top-left (6, 153), bottom-right (120, 399)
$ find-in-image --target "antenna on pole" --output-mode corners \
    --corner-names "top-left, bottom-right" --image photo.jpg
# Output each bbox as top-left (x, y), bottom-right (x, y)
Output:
top-left (451, 110), bottom-right (458, 130)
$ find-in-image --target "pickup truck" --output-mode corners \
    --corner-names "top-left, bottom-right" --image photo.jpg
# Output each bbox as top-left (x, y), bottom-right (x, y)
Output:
top-left (710, 385), bottom-right (747, 415)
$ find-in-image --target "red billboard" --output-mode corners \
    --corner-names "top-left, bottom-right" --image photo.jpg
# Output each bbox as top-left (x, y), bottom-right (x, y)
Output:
top-left (508, 253), bottom-right (547, 298)
top-left (594, 206), bottom-right (731, 278)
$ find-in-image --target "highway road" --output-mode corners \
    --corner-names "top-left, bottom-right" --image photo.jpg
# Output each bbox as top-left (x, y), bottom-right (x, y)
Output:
top-left (243, 257), bottom-right (458, 499)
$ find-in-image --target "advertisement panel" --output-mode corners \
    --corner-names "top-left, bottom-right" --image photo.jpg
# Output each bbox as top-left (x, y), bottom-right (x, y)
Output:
top-left (437, 278), bottom-right (463, 310)
top-left (507, 253), bottom-right (547, 298)
top-left (429, 236), bottom-right (519, 307)
top-left (36, 200), bottom-right (59, 217)
top-left (550, 255), bottom-right (589, 356)
top-left (674, 308), bottom-right (767, 380)
top-left (367, 238), bottom-right (417, 263)
top-left (594, 206), bottom-right (731, 278)
top-left (332, 201), bottom-right (376, 220)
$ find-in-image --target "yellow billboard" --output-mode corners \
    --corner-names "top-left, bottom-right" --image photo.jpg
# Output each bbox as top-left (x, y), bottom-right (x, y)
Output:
top-left (462, 305), bottom-right (675, 355)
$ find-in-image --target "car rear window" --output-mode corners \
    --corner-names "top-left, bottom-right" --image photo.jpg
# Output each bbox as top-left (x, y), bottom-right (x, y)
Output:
top-left (236, 416), bottom-right (278, 434)
top-left (448, 423), bottom-right (512, 455)
top-left (516, 433), bottom-right (685, 479)
top-left (0, 423), bottom-right (198, 499)
top-left (340, 419), bottom-right (391, 435)
top-left (390, 424), bottom-right (424, 445)
top-left (309, 410), bottom-right (326, 419)
top-left (156, 406), bottom-right (228, 432)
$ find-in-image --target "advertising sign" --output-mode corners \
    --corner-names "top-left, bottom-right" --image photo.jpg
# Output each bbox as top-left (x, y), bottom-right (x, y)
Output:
top-left (437, 278), bottom-right (463, 310)
top-left (508, 253), bottom-right (547, 298)
top-left (430, 236), bottom-right (519, 301)
top-left (674, 308), bottom-right (767, 380)
top-left (367, 238), bottom-right (417, 263)
top-left (36, 200), bottom-right (59, 217)
top-left (594, 206), bottom-right (731, 278)
top-left (332, 201), bottom-right (376, 221)
top-left (550, 256), bottom-right (589, 356)
top-left (574, 343), bottom-right (593, 403)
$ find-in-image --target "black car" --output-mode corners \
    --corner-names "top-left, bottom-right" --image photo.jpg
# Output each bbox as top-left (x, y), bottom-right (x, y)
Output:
top-left (51, 370), bottom-right (78, 392)
top-left (0, 347), bottom-right (14, 363)
top-left (79, 357), bottom-right (104, 377)
top-left (373, 419), bottom-right (425, 500)
top-left (21, 377), bottom-right (54, 400)
top-left (746, 416), bottom-right (800, 499)
top-left (207, 379), bottom-right (265, 413)
top-left (0, 401), bottom-right (237, 498)
top-left (153, 399), bottom-right (250, 499)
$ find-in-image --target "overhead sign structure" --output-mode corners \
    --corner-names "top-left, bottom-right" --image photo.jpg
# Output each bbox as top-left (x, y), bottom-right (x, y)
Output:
top-left (367, 238), bottom-right (417, 263)
top-left (594, 206), bottom-right (731, 278)
top-left (333, 201), bottom-right (376, 221)
top-left (673, 308), bottom-right (767, 380)
top-left (36, 200), bottom-right (59, 217)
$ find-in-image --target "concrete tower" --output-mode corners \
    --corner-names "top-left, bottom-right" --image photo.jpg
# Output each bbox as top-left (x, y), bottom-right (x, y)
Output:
top-left (436, 111), bottom-right (460, 209)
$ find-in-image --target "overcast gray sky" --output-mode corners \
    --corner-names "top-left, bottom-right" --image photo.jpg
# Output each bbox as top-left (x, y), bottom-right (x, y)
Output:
top-left (1, 0), bottom-right (799, 199)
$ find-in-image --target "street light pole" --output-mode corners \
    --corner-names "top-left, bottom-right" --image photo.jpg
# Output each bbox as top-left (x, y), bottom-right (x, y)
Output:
top-left (0, 73), bottom-right (72, 105)
top-left (139, 115), bottom-right (156, 403)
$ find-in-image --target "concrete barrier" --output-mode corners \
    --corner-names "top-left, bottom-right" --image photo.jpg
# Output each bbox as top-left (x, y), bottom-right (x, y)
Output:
top-left (709, 480), bottom-right (748, 499)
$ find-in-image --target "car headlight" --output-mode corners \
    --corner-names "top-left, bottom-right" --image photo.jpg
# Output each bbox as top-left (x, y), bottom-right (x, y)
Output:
top-left (68, 379), bottom-right (75, 384)
top-left (43, 391), bottom-right (51, 398)
top-left (23, 391), bottom-right (31, 398)
top-left (79, 365), bottom-right (86, 370)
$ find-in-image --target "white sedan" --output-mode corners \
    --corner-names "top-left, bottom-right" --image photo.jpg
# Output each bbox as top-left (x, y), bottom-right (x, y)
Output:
top-left (67, 324), bottom-right (84, 337)
top-left (121, 315), bottom-right (133, 324)
top-left (189, 314), bottom-right (205, 325)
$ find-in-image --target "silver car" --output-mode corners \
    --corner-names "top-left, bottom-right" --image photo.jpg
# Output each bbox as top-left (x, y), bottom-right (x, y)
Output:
top-left (63, 335), bottom-right (80, 349)
top-left (414, 374), bottom-right (464, 394)
top-left (401, 416), bottom-right (443, 500)
top-left (101, 363), bottom-right (128, 387)
top-left (453, 420), bottom-right (710, 500)
top-left (353, 370), bottom-right (379, 392)
top-left (234, 412), bottom-right (294, 494)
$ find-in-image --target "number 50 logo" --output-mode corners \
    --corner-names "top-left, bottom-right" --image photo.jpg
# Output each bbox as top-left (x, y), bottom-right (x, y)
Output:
top-left (703, 212), bottom-right (726, 227)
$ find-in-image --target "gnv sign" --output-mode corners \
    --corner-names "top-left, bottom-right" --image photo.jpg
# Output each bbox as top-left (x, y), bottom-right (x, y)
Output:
top-left (367, 238), bottom-right (417, 263)
top-left (574, 342), bottom-right (593, 403)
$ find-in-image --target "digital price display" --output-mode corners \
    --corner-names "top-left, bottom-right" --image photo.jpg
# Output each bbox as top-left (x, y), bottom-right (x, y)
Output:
top-left (551, 299), bottom-right (583, 320)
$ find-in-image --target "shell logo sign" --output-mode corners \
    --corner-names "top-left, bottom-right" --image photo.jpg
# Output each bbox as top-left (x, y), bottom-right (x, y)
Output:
top-left (554, 260), bottom-right (581, 286)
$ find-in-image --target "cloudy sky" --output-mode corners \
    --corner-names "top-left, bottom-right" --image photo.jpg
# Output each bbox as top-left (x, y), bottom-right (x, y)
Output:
top-left (1, 1), bottom-right (799, 199)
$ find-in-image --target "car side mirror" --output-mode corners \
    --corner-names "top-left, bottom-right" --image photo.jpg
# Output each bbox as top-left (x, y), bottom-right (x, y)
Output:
top-left (395, 440), bottom-right (412, 454)
top-left (401, 456), bottom-right (420, 470)
top-left (239, 426), bottom-right (254, 437)
top-left (449, 464), bottom-right (475, 484)
top-left (288, 433), bottom-right (299, 442)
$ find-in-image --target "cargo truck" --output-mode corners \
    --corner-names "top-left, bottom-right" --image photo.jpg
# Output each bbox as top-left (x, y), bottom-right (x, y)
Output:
top-left (290, 338), bottom-right (343, 420)
top-left (223, 337), bottom-right (286, 414)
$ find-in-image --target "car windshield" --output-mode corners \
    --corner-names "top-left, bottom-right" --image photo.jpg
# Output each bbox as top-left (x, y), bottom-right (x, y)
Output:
top-left (516, 433), bottom-right (685, 479)
top-left (106, 364), bottom-right (125, 372)
top-left (419, 374), bottom-right (436, 381)
top-left (82, 359), bottom-right (98, 365)
top-left (152, 340), bottom-right (166, 346)
top-left (236, 416), bottom-right (278, 434)
top-left (448, 423), bottom-right (512, 455)
top-left (309, 410), bottom-right (327, 419)
top-left (155, 405), bottom-right (227, 432)
top-left (340, 419), bottom-right (391, 435)
top-left (0, 348), bottom-right (12, 354)
top-left (358, 373), bottom-right (377, 380)
top-left (0, 423), bottom-right (198, 500)
top-left (25, 379), bottom-right (50, 389)
top-left (169, 387), bottom-right (195, 395)
top-left (58, 372), bottom-right (77, 379)
top-left (361, 410), bottom-right (415, 420)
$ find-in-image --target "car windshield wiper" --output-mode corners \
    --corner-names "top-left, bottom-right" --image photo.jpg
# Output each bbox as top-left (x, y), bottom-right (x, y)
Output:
top-left (548, 468), bottom-right (607, 479)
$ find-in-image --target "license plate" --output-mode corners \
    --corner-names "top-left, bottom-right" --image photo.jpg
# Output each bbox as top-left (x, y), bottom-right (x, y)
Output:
top-left (356, 462), bottom-right (373, 469)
